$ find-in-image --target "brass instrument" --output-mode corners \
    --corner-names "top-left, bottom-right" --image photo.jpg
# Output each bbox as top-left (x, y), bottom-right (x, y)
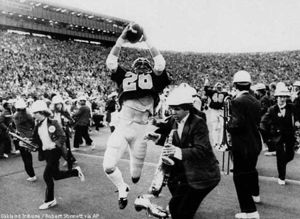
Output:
top-left (149, 129), bottom-right (176, 197)
top-left (219, 96), bottom-right (232, 175)
top-left (8, 131), bottom-right (39, 152)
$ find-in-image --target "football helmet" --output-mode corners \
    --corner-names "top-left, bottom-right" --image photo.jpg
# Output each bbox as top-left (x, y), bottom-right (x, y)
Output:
top-left (132, 57), bottom-right (152, 74)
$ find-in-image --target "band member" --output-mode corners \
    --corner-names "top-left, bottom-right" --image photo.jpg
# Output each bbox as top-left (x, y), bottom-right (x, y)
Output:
top-left (12, 98), bottom-right (36, 181)
top-left (135, 84), bottom-right (220, 219)
top-left (51, 95), bottom-right (77, 169)
top-left (30, 100), bottom-right (85, 210)
top-left (253, 83), bottom-right (275, 156)
top-left (103, 24), bottom-right (170, 209)
top-left (72, 95), bottom-right (95, 150)
top-left (260, 82), bottom-right (299, 185)
top-left (227, 70), bottom-right (261, 219)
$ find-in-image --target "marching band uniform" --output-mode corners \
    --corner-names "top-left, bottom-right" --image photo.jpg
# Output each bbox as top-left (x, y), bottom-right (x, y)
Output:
top-left (72, 96), bottom-right (94, 149)
top-left (227, 71), bottom-right (261, 219)
top-left (103, 25), bottom-right (170, 209)
top-left (31, 100), bottom-right (85, 210)
top-left (51, 95), bottom-right (77, 169)
top-left (140, 84), bottom-right (220, 219)
top-left (13, 99), bottom-right (36, 181)
top-left (260, 82), bottom-right (298, 185)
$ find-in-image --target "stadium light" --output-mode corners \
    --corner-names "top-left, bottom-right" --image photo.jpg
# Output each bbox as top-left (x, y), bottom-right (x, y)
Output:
top-left (43, 5), bottom-right (48, 9)
top-left (35, 3), bottom-right (41, 6)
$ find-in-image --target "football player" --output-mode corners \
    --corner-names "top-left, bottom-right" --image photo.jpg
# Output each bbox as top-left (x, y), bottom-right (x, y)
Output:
top-left (103, 24), bottom-right (170, 209)
top-left (204, 76), bottom-right (229, 150)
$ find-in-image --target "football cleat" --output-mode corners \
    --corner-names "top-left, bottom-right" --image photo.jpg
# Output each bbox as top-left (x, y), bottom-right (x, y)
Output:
top-left (117, 184), bottom-right (130, 209)
top-left (134, 196), bottom-right (169, 219)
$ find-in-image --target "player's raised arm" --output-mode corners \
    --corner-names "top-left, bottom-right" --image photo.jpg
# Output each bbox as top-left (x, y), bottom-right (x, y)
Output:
top-left (141, 29), bottom-right (166, 76)
top-left (106, 25), bottom-right (129, 72)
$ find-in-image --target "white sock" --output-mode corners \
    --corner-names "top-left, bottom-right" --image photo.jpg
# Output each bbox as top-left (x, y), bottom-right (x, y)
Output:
top-left (106, 167), bottom-right (126, 189)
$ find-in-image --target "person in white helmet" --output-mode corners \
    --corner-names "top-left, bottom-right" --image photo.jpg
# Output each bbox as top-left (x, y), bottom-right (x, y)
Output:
top-left (30, 100), bottom-right (85, 210)
top-left (260, 82), bottom-right (299, 185)
top-left (103, 24), bottom-right (170, 210)
top-left (227, 70), bottom-right (261, 219)
top-left (135, 84), bottom-right (220, 219)
top-left (12, 98), bottom-right (36, 181)
top-left (51, 95), bottom-right (77, 169)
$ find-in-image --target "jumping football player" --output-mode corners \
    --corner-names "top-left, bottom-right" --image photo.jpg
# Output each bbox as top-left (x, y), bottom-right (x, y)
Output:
top-left (103, 24), bottom-right (170, 209)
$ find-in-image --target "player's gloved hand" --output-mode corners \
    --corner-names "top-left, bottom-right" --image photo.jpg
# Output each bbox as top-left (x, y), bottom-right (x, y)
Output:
top-left (144, 132), bottom-right (161, 143)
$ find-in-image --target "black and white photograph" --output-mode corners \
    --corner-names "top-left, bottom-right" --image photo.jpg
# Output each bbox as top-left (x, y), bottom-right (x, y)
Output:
top-left (1, 0), bottom-right (300, 218)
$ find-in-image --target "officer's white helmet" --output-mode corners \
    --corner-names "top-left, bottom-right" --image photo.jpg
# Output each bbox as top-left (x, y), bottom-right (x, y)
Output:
top-left (274, 82), bottom-right (290, 97)
top-left (293, 81), bottom-right (300, 87)
top-left (15, 99), bottom-right (27, 109)
top-left (233, 70), bottom-right (251, 83)
top-left (52, 95), bottom-right (64, 104)
top-left (255, 83), bottom-right (266, 90)
top-left (166, 84), bottom-right (194, 106)
top-left (31, 100), bottom-right (50, 113)
top-left (178, 83), bottom-right (197, 96)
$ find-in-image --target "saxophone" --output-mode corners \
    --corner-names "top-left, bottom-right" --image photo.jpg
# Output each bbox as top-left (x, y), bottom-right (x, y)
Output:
top-left (149, 129), bottom-right (176, 197)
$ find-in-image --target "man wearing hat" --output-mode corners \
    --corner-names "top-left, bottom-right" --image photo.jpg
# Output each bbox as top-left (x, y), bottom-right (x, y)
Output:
top-left (135, 84), bottom-right (220, 219)
top-left (227, 70), bottom-right (261, 219)
top-left (30, 100), bottom-right (85, 210)
top-left (13, 98), bottom-right (36, 181)
top-left (260, 82), bottom-right (299, 186)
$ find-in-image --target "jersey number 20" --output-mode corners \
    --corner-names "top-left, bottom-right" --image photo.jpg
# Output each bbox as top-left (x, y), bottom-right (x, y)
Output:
top-left (123, 72), bottom-right (153, 91)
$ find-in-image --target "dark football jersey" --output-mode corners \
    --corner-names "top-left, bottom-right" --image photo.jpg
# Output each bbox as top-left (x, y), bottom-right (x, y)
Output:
top-left (204, 86), bottom-right (229, 110)
top-left (111, 66), bottom-right (170, 107)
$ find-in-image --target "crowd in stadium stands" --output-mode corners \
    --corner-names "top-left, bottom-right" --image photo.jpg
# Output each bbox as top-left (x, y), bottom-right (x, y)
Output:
top-left (1, 30), bottom-right (300, 102)
top-left (1, 30), bottom-right (300, 157)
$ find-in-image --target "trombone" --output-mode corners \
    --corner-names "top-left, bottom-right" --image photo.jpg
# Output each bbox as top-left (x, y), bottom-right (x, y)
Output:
top-left (8, 131), bottom-right (39, 152)
top-left (219, 96), bottom-right (232, 175)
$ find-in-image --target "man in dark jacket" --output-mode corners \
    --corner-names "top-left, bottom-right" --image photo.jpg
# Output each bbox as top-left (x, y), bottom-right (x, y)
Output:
top-left (135, 84), bottom-right (220, 219)
top-left (72, 96), bottom-right (94, 150)
top-left (260, 82), bottom-right (298, 185)
top-left (227, 70), bottom-right (261, 219)
top-left (31, 100), bottom-right (85, 210)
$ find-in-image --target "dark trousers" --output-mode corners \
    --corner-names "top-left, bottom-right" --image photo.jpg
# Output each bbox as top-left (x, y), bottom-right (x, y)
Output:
top-left (73, 125), bottom-right (92, 148)
top-left (20, 147), bottom-right (35, 177)
top-left (167, 181), bottom-right (217, 219)
top-left (93, 114), bottom-right (104, 130)
top-left (233, 153), bottom-right (259, 213)
top-left (276, 142), bottom-right (294, 180)
top-left (43, 148), bottom-right (78, 202)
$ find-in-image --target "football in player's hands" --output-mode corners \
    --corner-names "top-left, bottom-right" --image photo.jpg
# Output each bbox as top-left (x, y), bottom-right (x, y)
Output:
top-left (125, 23), bottom-right (143, 43)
